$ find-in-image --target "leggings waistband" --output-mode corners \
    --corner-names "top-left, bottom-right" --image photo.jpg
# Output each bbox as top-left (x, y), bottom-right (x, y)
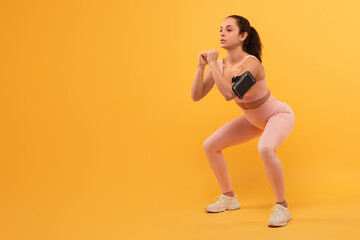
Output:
top-left (238, 89), bottom-right (271, 110)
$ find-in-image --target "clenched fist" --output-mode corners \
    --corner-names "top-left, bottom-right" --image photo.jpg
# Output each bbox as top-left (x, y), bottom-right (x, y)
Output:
top-left (198, 51), bottom-right (208, 67)
top-left (206, 49), bottom-right (219, 65)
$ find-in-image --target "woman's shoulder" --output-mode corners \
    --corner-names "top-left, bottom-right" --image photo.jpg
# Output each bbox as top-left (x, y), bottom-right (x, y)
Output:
top-left (242, 55), bottom-right (266, 79)
top-left (244, 55), bottom-right (262, 64)
top-left (244, 55), bottom-right (264, 68)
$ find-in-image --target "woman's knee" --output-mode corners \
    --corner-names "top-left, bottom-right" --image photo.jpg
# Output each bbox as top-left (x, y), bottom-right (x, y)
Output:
top-left (257, 142), bottom-right (276, 161)
top-left (203, 137), bottom-right (222, 153)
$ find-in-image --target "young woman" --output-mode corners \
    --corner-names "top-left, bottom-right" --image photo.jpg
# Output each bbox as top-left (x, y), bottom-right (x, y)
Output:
top-left (191, 15), bottom-right (295, 227)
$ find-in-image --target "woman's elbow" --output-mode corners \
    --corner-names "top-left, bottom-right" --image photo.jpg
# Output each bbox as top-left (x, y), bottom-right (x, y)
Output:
top-left (225, 92), bottom-right (236, 101)
top-left (191, 93), bottom-right (202, 101)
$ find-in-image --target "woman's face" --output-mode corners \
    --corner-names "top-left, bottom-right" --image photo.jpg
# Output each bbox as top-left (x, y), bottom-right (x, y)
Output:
top-left (219, 18), bottom-right (247, 49)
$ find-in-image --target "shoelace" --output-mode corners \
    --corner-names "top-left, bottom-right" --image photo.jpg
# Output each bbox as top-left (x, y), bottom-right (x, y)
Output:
top-left (213, 194), bottom-right (226, 211)
top-left (269, 205), bottom-right (286, 218)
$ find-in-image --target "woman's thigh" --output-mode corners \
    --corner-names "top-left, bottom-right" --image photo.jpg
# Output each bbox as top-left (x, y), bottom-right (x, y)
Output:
top-left (258, 110), bottom-right (295, 151)
top-left (204, 114), bottom-right (263, 152)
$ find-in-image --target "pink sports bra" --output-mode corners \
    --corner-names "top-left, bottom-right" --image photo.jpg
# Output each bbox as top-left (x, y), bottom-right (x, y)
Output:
top-left (217, 55), bottom-right (269, 103)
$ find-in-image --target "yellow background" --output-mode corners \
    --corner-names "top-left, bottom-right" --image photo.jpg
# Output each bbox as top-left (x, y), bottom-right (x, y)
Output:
top-left (1, 0), bottom-right (360, 239)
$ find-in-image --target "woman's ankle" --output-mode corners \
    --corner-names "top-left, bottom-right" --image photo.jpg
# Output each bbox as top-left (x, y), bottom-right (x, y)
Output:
top-left (223, 191), bottom-right (235, 197)
top-left (276, 200), bottom-right (288, 208)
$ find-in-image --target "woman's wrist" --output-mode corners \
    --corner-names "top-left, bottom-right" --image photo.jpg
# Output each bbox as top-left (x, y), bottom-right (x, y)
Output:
top-left (208, 61), bottom-right (217, 67)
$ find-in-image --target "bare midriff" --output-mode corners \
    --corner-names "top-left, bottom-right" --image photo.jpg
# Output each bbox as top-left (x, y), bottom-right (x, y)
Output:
top-left (235, 89), bottom-right (271, 110)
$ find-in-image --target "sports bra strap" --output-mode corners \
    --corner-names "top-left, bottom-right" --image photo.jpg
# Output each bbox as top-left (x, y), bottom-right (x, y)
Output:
top-left (241, 55), bottom-right (252, 63)
top-left (240, 55), bottom-right (260, 64)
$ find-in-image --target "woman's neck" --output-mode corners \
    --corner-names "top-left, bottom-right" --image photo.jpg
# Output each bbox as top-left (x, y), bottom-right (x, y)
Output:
top-left (224, 48), bottom-right (249, 65)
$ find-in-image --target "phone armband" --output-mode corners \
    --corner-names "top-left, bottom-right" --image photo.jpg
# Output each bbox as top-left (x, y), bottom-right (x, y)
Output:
top-left (231, 71), bottom-right (256, 99)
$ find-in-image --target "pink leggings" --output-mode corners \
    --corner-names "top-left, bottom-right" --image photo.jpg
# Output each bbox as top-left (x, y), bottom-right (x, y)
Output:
top-left (203, 94), bottom-right (295, 202)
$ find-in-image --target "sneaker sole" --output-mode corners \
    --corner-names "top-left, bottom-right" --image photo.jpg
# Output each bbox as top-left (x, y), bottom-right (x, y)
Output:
top-left (205, 205), bottom-right (241, 213)
top-left (268, 217), bottom-right (292, 227)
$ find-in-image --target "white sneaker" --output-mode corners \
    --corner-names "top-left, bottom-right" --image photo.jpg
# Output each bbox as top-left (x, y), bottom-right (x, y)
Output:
top-left (267, 204), bottom-right (293, 227)
top-left (205, 194), bottom-right (240, 213)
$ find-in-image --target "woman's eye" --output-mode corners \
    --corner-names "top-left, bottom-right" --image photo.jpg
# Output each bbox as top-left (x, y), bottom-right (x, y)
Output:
top-left (219, 30), bottom-right (231, 32)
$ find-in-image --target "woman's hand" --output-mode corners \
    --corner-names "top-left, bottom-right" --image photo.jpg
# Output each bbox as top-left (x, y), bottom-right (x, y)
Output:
top-left (206, 49), bottom-right (219, 65)
top-left (198, 51), bottom-right (208, 67)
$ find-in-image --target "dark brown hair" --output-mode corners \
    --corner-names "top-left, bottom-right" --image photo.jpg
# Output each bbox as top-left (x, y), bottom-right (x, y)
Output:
top-left (226, 15), bottom-right (263, 63)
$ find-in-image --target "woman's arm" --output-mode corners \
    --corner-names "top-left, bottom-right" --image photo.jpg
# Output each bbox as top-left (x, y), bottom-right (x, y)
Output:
top-left (191, 64), bottom-right (216, 101)
top-left (191, 64), bottom-right (205, 101)
top-left (208, 61), bottom-right (234, 101)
